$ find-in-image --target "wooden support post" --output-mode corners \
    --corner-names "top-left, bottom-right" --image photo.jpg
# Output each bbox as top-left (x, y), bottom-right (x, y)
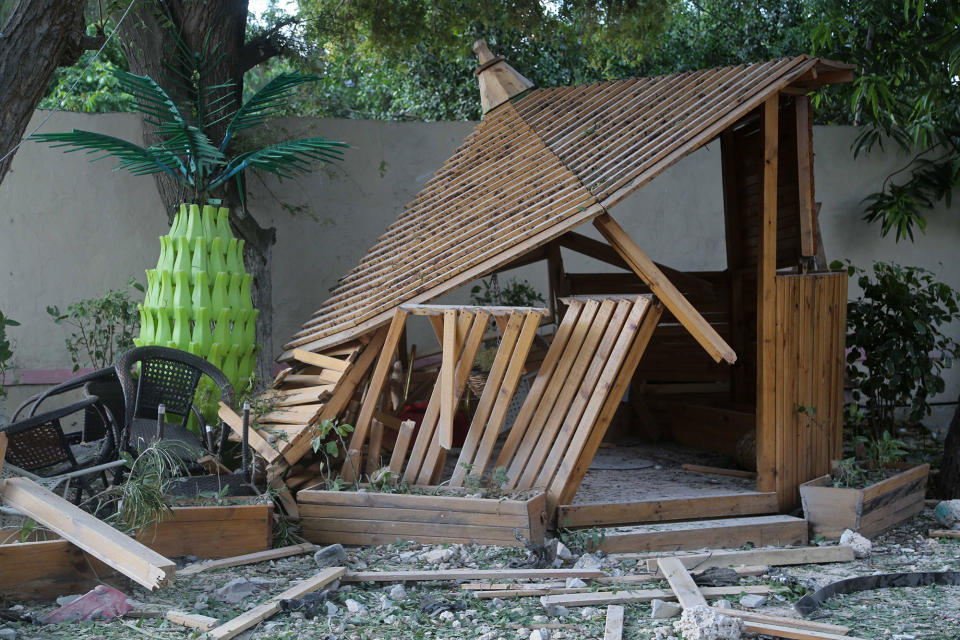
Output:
top-left (720, 128), bottom-right (749, 403)
top-left (603, 605), bottom-right (625, 640)
top-left (343, 310), bottom-right (409, 482)
top-left (0, 432), bottom-right (7, 484)
top-left (365, 420), bottom-right (384, 474)
top-left (0, 477), bottom-right (176, 590)
top-left (546, 241), bottom-right (570, 323)
top-left (657, 557), bottom-right (707, 609)
top-left (207, 567), bottom-right (345, 640)
top-left (389, 420), bottom-right (415, 476)
top-left (439, 309), bottom-right (457, 450)
top-left (795, 94), bottom-right (816, 257)
top-left (757, 94), bottom-right (780, 495)
top-left (593, 213), bottom-right (736, 364)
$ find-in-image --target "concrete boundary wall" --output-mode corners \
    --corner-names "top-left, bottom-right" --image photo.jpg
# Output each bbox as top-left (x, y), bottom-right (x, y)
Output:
top-left (2, 110), bottom-right (958, 420)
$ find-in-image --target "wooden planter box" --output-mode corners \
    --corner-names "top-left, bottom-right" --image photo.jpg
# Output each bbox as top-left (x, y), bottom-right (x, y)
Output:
top-left (800, 463), bottom-right (929, 539)
top-left (0, 503), bottom-right (273, 600)
top-left (297, 488), bottom-right (547, 547)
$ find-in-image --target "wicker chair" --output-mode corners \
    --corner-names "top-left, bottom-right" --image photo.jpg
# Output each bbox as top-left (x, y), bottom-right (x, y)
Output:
top-left (4, 368), bottom-right (123, 503)
top-left (114, 346), bottom-right (254, 496)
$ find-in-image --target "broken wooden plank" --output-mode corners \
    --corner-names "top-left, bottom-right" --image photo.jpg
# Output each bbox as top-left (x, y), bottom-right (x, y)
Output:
top-left (475, 587), bottom-right (591, 599)
top-left (219, 403), bottom-right (283, 465)
top-left (541, 585), bottom-right (770, 607)
top-left (712, 608), bottom-right (850, 635)
top-left (929, 529), bottom-right (960, 540)
top-left (593, 212), bottom-right (736, 364)
top-left (291, 349), bottom-right (350, 371)
top-left (557, 492), bottom-right (778, 528)
top-left (165, 610), bottom-right (220, 631)
top-left (365, 420), bottom-right (385, 474)
top-left (342, 568), bottom-right (603, 583)
top-left (603, 605), bottom-right (624, 640)
top-left (388, 420), bottom-right (415, 475)
top-left (741, 621), bottom-right (864, 640)
top-left (657, 556), bottom-right (707, 609)
top-left (439, 309), bottom-right (457, 450)
top-left (1, 476), bottom-right (176, 590)
top-left (597, 515), bottom-right (808, 553)
top-left (178, 542), bottom-right (316, 576)
top-left (207, 567), bottom-right (346, 640)
top-left (643, 545), bottom-right (855, 571)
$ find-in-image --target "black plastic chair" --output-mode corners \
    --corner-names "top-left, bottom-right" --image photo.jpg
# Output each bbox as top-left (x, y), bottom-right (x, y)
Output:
top-left (114, 346), bottom-right (255, 496)
top-left (5, 368), bottom-right (123, 503)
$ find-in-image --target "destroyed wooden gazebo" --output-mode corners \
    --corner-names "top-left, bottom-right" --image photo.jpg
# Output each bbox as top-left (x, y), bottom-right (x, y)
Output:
top-left (242, 43), bottom-right (854, 549)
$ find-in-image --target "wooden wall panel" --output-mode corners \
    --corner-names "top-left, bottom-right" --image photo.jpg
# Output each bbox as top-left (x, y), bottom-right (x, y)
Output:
top-left (774, 272), bottom-right (847, 509)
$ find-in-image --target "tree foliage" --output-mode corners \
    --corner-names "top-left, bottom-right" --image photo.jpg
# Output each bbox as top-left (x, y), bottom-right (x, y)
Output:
top-left (811, 0), bottom-right (960, 240)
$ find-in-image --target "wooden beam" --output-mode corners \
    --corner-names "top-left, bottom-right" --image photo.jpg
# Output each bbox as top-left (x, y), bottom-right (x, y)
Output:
top-left (757, 94), bottom-right (780, 495)
top-left (603, 605), bottom-right (625, 640)
top-left (439, 309), bottom-right (457, 450)
top-left (557, 492), bottom-right (778, 528)
top-left (712, 609), bottom-right (851, 636)
top-left (165, 610), bottom-right (220, 631)
top-left (207, 567), bottom-right (345, 640)
top-left (557, 231), bottom-right (631, 270)
top-left (342, 568), bottom-right (603, 582)
top-left (642, 545), bottom-right (854, 571)
top-left (365, 419), bottom-right (385, 474)
top-left (593, 213), bottom-right (736, 364)
top-left (657, 557), bottom-right (707, 609)
top-left (795, 95), bottom-right (816, 257)
top-left (402, 304), bottom-right (548, 316)
top-left (929, 530), bottom-right (960, 539)
top-left (0, 477), bottom-right (176, 591)
top-left (178, 543), bottom-right (316, 576)
top-left (219, 403), bottom-right (283, 466)
top-left (681, 464), bottom-right (756, 479)
top-left (540, 585), bottom-right (770, 607)
top-left (741, 621), bottom-right (865, 640)
top-left (388, 420), bottom-right (415, 475)
top-left (0, 432), bottom-right (7, 485)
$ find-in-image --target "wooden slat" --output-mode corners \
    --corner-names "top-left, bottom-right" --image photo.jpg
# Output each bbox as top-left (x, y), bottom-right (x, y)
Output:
top-left (657, 556), bottom-right (707, 609)
top-left (1, 477), bottom-right (176, 591)
top-left (291, 349), bottom-right (350, 371)
top-left (344, 309), bottom-right (409, 482)
top-left (713, 608), bottom-right (851, 635)
top-left (550, 298), bottom-right (661, 508)
top-left (365, 420), bottom-right (384, 474)
top-left (795, 95), bottom-right (815, 257)
top-left (165, 611), bottom-right (220, 631)
top-left (341, 568), bottom-right (603, 582)
top-left (594, 213), bottom-right (736, 364)
top-left (219, 403), bottom-right (283, 465)
top-left (207, 568), bottom-right (345, 640)
top-left (596, 515), bottom-right (807, 553)
top-left (388, 420), bottom-right (415, 475)
top-left (603, 605), bottom-right (625, 640)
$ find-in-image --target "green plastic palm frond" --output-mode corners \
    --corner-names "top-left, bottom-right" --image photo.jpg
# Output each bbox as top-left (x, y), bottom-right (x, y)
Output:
top-left (112, 69), bottom-right (189, 129)
top-left (221, 74), bottom-right (321, 151)
top-left (211, 137), bottom-right (348, 189)
top-left (30, 130), bottom-right (183, 180)
top-left (154, 123), bottom-right (226, 187)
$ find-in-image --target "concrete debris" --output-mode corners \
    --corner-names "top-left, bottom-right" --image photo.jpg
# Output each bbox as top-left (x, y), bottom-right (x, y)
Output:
top-left (564, 578), bottom-right (587, 589)
top-left (541, 600), bottom-right (569, 617)
top-left (345, 598), bottom-right (367, 615)
top-left (738, 594), bottom-right (767, 608)
top-left (573, 553), bottom-right (602, 570)
top-left (0, 629), bottom-right (14, 640)
top-left (387, 584), bottom-right (406, 600)
top-left (714, 599), bottom-right (733, 609)
top-left (421, 547), bottom-right (455, 564)
top-left (650, 598), bottom-right (682, 619)
top-left (933, 500), bottom-right (960, 529)
top-left (215, 577), bottom-right (268, 604)
top-left (692, 566), bottom-right (739, 587)
top-left (840, 529), bottom-right (873, 558)
top-left (529, 628), bottom-right (551, 640)
top-left (555, 541), bottom-right (573, 560)
top-left (314, 543), bottom-right (348, 568)
top-left (674, 605), bottom-right (743, 640)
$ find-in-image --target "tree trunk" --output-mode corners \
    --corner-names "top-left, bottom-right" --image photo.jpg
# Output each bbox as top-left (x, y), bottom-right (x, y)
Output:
top-left (937, 399), bottom-right (960, 498)
top-left (117, 0), bottom-right (277, 387)
top-left (0, 0), bottom-right (90, 185)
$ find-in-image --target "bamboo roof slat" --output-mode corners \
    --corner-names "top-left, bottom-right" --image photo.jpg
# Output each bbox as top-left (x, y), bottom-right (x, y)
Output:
top-left (281, 55), bottom-right (853, 359)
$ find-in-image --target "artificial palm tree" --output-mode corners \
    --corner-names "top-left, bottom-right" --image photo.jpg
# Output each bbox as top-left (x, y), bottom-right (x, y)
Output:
top-left (32, 43), bottom-right (346, 395)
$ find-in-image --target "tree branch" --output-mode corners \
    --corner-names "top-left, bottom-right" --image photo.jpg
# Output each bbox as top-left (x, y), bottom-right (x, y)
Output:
top-left (238, 17), bottom-right (301, 72)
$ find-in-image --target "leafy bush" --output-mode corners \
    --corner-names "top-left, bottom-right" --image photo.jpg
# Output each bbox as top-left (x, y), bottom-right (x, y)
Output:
top-left (837, 260), bottom-right (960, 436)
top-left (46, 278), bottom-right (143, 371)
top-left (470, 275), bottom-right (545, 307)
top-left (0, 310), bottom-right (19, 396)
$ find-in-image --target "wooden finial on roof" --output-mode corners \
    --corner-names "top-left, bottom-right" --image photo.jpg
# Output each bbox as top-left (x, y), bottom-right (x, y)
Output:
top-left (473, 39), bottom-right (534, 115)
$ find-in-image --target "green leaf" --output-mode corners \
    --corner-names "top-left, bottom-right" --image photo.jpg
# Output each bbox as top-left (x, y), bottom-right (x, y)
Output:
top-left (222, 74), bottom-right (322, 147)
top-left (30, 130), bottom-right (182, 180)
top-left (212, 137), bottom-right (347, 188)
top-left (325, 441), bottom-right (339, 456)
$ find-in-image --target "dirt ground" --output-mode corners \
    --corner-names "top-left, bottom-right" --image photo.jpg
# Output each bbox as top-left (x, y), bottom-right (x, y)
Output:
top-left (2, 505), bottom-right (957, 640)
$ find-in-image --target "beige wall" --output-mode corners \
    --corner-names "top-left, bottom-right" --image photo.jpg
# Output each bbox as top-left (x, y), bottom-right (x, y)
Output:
top-left (2, 110), bottom-right (958, 423)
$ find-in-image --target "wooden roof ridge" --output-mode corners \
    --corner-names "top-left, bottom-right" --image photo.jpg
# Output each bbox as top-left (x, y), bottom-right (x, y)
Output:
top-left (280, 53), bottom-right (853, 360)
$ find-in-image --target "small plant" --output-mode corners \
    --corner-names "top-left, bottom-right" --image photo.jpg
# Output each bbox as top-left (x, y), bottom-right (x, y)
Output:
top-left (310, 418), bottom-right (356, 483)
top-left (46, 277), bottom-right (142, 371)
top-left (830, 431), bottom-right (909, 488)
top-left (470, 275), bottom-right (545, 307)
top-left (558, 527), bottom-right (606, 555)
top-left (831, 456), bottom-right (868, 488)
top-left (458, 463), bottom-right (511, 499)
top-left (835, 260), bottom-right (960, 437)
top-left (0, 310), bottom-right (19, 396)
